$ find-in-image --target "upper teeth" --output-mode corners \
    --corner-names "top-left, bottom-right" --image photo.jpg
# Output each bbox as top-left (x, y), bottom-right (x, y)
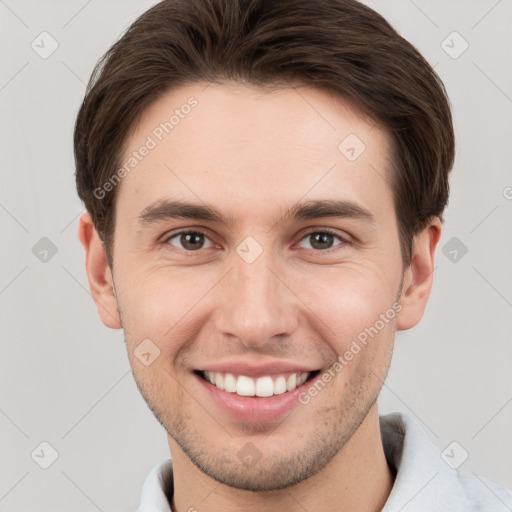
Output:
top-left (203, 371), bottom-right (309, 397)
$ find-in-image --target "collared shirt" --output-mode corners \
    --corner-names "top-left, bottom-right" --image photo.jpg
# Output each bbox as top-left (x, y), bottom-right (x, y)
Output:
top-left (137, 412), bottom-right (512, 511)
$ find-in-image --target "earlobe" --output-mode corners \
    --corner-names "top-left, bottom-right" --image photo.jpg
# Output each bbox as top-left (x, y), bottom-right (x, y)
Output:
top-left (78, 213), bottom-right (122, 329)
top-left (396, 217), bottom-right (442, 331)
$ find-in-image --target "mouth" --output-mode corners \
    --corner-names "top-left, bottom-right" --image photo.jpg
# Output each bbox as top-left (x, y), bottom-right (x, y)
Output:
top-left (194, 369), bottom-right (322, 397)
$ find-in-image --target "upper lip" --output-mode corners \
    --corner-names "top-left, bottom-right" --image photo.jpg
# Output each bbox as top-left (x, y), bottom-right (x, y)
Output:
top-left (196, 359), bottom-right (320, 378)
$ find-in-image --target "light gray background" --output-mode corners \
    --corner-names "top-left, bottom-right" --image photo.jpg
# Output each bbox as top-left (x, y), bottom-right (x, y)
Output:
top-left (1, 0), bottom-right (511, 510)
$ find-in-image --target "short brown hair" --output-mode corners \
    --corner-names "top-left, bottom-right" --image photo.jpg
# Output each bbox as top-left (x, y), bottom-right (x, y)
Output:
top-left (74, 0), bottom-right (454, 267)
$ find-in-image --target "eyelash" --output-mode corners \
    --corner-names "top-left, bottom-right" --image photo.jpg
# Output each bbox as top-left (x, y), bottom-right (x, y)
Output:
top-left (162, 227), bottom-right (351, 254)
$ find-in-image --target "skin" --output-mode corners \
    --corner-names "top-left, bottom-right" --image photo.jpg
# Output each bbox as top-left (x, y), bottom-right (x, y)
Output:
top-left (79, 81), bottom-right (441, 512)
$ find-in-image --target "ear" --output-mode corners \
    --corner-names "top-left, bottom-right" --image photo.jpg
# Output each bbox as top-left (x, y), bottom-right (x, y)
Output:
top-left (78, 212), bottom-right (122, 329)
top-left (397, 217), bottom-right (442, 331)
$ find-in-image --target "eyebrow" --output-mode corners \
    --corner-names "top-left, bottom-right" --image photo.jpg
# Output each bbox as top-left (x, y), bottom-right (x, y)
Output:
top-left (137, 198), bottom-right (376, 227)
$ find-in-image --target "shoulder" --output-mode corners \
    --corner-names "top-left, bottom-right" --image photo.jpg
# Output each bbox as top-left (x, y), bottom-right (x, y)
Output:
top-left (455, 472), bottom-right (512, 511)
top-left (380, 412), bottom-right (512, 511)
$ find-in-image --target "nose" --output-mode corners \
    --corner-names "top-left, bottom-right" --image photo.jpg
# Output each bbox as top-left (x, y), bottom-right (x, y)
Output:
top-left (212, 250), bottom-right (299, 349)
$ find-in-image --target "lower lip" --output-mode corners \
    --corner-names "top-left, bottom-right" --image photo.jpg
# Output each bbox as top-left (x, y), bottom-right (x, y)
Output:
top-left (194, 373), bottom-right (313, 423)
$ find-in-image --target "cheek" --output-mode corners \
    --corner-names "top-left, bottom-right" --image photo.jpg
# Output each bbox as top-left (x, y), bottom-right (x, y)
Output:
top-left (299, 265), bottom-right (399, 351)
top-left (115, 266), bottom-right (215, 356)
top-left (114, 249), bottom-right (400, 363)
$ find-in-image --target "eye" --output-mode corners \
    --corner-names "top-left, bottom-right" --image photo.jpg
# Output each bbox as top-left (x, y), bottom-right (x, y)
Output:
top-left (163, 228), bottom-right (349, 253)
top-left (297, 229), bottom-right (348, 251)
top-left (165, 230), bottom-right (215, 251)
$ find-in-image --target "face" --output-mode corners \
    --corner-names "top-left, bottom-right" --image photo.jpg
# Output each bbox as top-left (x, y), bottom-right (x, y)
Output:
top-left (104, 82), bottom-right (407, 490)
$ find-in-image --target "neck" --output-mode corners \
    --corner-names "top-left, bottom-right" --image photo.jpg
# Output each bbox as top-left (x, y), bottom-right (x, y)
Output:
top-left (169, 404), bottom-right (394, 512)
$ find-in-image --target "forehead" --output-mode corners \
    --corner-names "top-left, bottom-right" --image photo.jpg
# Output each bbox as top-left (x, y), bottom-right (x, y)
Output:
top-left (116, 81), bottom-right (394, 225)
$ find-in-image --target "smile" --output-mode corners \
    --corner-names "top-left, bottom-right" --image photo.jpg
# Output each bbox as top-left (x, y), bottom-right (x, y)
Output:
top-left (197, 370), bottom-right (321, 397)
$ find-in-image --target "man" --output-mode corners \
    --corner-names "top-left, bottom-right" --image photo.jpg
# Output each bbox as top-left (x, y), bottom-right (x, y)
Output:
top-left (74, 0), bottom-right (511, 510)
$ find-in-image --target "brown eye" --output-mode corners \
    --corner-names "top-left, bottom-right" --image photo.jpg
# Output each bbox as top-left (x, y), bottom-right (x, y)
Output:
top-left (166, 231), bottom-right (213, 251)
top-left (298, 230), bottom-right (346, 251)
